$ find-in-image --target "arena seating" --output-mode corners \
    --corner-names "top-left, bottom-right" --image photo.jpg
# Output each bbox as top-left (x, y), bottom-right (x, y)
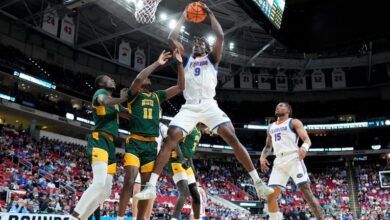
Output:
top-left (0, 125), bottom-right (247, 218)
top-left (355, 162), bottom-right (390, 219)
top-left (2, 124), bottom-right (389, 219)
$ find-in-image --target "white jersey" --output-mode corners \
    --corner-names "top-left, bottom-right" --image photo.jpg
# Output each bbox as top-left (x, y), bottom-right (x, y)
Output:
top-left (268, 118), bottom-right (299, 156)
top-left (184, 55), bottom-right (218, 102)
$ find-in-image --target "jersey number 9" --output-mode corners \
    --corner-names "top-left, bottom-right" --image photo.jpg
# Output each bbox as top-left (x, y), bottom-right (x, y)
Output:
top-left (194, 67), bottom-right (201, 76)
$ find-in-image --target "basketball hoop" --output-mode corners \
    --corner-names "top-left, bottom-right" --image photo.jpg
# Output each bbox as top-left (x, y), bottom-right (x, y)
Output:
top-left (134, 0), bottom-right (162, 24)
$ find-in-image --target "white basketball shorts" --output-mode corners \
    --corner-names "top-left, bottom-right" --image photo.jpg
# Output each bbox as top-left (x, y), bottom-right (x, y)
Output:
top-left (169, 99), bottom-right (231, 135)
top-left (268, 152), bottom-right (310, 188)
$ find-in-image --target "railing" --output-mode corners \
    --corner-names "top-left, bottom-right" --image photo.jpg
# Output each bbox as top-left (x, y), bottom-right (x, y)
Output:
top-left (207, 193), bottom-right (251, 214)
top-left (347, 160), bottom-right (361, 219)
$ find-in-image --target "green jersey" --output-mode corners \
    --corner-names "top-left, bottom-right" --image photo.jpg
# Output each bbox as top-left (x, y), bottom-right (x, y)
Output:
top-left (127, 90), bottom-right (166, 137)
top-left (180, 128), bottom-right (201, 159)
top-left (92, 89), bottom-right (124, 137)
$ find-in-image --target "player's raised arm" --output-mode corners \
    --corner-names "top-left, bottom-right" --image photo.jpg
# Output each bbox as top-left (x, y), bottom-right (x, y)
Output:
top-left (168, 9), bottom-right (187, 57)
top-left (292, 119), bottom-right (312, 160)
top-left (97, 88), bottom-right (128, 106)
top-left (164, 48), bottom-right (185, 100)
top-left (129, 50), bottom-right (172, 96)
top-left (202, 3), bottom-right (224, 65)
top-left (260, 133), bottom-right (273, 173)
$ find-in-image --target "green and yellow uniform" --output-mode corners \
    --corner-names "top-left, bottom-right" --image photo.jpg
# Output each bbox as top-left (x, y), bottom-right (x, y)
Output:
top-left (167, 127), bottom-right (201, 177)
top-left (124, 90), bottom-right (166, 173)
top-left (86, 89), bottom-right (125, 174)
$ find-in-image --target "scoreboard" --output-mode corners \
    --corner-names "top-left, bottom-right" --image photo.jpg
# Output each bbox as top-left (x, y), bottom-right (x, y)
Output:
top-left (251, 0), bottom-right (285, 29)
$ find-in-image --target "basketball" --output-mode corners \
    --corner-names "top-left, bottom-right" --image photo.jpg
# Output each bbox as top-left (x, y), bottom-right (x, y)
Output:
top-left (186, 2), bottom-right (207, 23)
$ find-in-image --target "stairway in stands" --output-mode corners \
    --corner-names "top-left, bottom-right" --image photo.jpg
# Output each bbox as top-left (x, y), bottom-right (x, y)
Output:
top-left (346, 159), bottom-right (361, 218)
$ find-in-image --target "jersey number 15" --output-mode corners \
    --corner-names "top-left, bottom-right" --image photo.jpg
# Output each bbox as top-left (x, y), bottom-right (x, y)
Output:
top-left (274, 133), bottom-right (282, 142)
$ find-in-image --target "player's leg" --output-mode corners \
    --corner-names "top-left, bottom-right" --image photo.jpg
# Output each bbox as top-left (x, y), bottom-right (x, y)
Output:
top-left (143, 198), bottom-right (154, 219)
top-left (267, 187), bottom-right (282, 220)
top-left (186, 167), bottom-right (201, 220)
top-left (203, 102), bottom-right (273, 197)
top-left (170, 162), bottom-right (190, 219)
top-left (216, 123), bottom-right (255, 172)
top-left (132, 182), bottom-right (140, 218)
top-left (137, 172), bottom-right (153, 220)
top-left (291, 159), bottom-right (324, 220)
top-left (172, 179), bottom-right (190, 219)
top-left (134, 107), bottom-right (199, 200)
top-left (298, 183), bottom-right (323, 220)
top-left (136, 141), bottom-right (158, 219)
top-left (118, 166), bottom-right (138, 218)
top-left (267, 164), bottom-right (289, 220)
top-left (132, 183), bottom-right (154, 219)
top-left (118, 138), bottom-right (141, 219)
top-left (73, 134), bottom-right (115, 220)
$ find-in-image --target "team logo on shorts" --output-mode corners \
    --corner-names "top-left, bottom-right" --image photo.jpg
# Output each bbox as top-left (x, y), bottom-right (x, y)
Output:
top-left (297, 173), bottom-right (303, 178)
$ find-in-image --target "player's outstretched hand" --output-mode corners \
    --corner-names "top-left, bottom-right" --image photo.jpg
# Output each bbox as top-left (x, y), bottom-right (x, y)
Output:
top-left (173, 48), bottom-right (183, 63)
top-left (120, 88), bottom-right (128, 100)
top-left (199, 2), bottom-right (212, 14)
top-left (260, 158), bottom-right (270, 173)
top-left (298, 147), bottom-right (307, 160)
top-left (157, 50), bottom-right (172, 65)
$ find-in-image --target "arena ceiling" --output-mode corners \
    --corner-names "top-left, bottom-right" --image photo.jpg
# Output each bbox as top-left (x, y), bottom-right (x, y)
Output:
top-left (0, 0), bottom-right (390, 68)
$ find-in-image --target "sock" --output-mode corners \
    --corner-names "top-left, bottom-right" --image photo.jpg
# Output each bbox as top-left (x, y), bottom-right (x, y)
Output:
top-left (148, 173), bottom-right (159, 186)
top-left (249, 169), bottom-right (261, 183)
top-left (171, 218), bottom-right (178, 220)
top-left (269, 212), bottom-right (279, 220)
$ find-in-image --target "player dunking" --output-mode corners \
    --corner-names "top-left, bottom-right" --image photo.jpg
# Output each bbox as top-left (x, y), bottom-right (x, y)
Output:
top-left (117, 49), bottom-right (184, 220)
top-left (72, 76), bottom-right (129, 220)
top-left (260, 102), bottom-right (324, 220)
top-left (135, 3), bottom-right (273, 202)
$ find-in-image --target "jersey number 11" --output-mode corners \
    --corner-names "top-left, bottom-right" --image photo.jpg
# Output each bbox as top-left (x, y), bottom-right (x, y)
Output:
top-left (143, 108), bottom-right (153, 119)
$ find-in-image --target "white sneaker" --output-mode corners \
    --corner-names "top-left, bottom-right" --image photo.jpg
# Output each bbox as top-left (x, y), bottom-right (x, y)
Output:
top-left (254, 179), bottom-right (274, 199)
top-left (134, 182), bottom-right (157, 200)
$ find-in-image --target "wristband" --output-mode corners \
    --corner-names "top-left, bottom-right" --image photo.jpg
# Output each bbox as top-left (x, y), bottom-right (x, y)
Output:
top-left (301, 143), bottom-right (310, 151)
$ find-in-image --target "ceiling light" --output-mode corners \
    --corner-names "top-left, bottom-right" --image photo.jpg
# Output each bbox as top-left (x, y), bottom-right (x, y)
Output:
top-left (159, 12), bottom-right (168, 21)
top-left (229, 42), bottom-right (234, 50)
top-left (207, 35), bottom-right (215, 45)
top-left (168, 20), bottom-right (177, 29)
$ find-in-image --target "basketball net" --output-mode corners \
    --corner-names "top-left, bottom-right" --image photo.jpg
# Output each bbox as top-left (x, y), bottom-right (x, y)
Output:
top-left (134, 0), bottom-right (162, 24)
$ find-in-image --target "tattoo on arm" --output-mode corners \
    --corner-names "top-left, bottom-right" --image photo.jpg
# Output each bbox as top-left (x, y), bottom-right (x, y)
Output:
top-left (260, 134), bottom-right (273, 159)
